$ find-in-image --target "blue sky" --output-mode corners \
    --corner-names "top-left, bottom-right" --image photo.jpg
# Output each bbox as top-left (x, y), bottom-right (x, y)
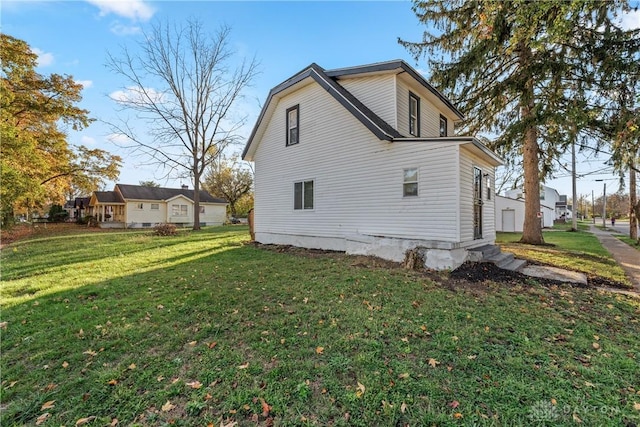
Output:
top-left (3, 0), bottom-right (639, 199)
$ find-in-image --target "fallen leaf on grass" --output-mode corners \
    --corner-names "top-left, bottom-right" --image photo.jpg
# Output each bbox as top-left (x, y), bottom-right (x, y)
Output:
top-left (186, 380), bottom-right (202, 389)
top-left (41, 400), bottom-right (55, 410)
top-left (110, 418), bottom-right (118, 426)
top-left (0, 322), bottom-right (7, 330)
top-left (76, 416), bottom-right (96, 426)
top-left (400, 402), bottom-right (407, 413)
top-left (259, 397), bottom-right (272, 417)
top-left (356, 382), bottom-right (366, 397)
top-left (62, 361), bottom-right (69, 369)
top-left (107, 379), bottom-right (118, 386)
top-left (592, 342), bottom-right (600, 350)
top-left (449, 401), bottom-right (460, 409)
top-left (453, 413), bottom-right (463, 419)
top-left (237, 363), bottom-right (249, 369)
top-left (316, 346), bottom-right (324, 354)
top-left (161, 401), bottom-right (175, 412)
top-left (573, 413), bottom-right (582, 423)
top-left (398, 373), bottom-right (410, 379)
top-left (633, 402), bottom-right (640, 411)
top-left (36, 413), bottom-right (50, 425)
top-left (187, 341), bottom-right (197, 347)
top-left (584, 381), bottom-right (595, 388)
top-left (207, 342), bottom-right (217, 349)
top-left (128, 363), bottom-right (136, 370)
top-left (83, 349), bottom-right (97, 357)
top-left (428, 358), bottom-right (440, 368)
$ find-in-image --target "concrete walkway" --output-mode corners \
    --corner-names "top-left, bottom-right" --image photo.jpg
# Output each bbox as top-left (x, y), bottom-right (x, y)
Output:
top-left (589, 225), bottom-right (640, 295)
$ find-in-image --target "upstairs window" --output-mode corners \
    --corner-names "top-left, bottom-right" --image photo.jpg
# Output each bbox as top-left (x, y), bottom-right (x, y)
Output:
top-left (403, 168), bottom-right (418, 197)
top-left (409, 93), bottom-right (420, 136)
top-left (286, 105), bottom-right (299, 146)
top-left (294, 180), bottom-right (314, 210)
top-left (439, 115), bottom-right (448, 137)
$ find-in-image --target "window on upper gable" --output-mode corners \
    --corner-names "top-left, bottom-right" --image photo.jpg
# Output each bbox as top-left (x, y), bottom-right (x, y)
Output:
top-left (409, 93), bottom-right (420, 137)
top-left (286, 105), bottom-right (299, 146)
top-left (439, 115), bottom-right (448, 137)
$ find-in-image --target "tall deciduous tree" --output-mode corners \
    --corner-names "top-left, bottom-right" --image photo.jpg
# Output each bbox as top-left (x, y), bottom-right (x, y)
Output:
top-left (1, 34), bottom-right (121, 224)
top-left (203, 155), bottom-right (253, 218)
top-left (106, 21), bottom-right (258, 230)
top-left (400, 1), bottom-right (637, 244)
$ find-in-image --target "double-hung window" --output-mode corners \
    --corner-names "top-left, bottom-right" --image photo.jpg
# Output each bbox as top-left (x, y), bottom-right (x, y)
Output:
top-left (439, 114), bottom-right (448, 137)
top-left (294, 180), bottom-right (314, 210)
top-left (286, 105), bottom-right (299, 146)
top-left (403, 168), bottom-right (418, 197)
top-left (172, 204), bottom-right (188, 217)
top-left (409, 93), bottom-right (420, 136)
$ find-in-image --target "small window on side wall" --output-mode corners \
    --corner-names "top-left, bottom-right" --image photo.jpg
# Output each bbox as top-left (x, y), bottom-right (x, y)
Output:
top-left (403, 168), bottom-right (418, 197)
top-left (286, 105), bottom-right (299, 146)
top-left (439, 115), bottom-right (448, 137)
top-left (409, 93), bottom-right (420, 136)
top-left (294, 180), bottom-right (314, 210)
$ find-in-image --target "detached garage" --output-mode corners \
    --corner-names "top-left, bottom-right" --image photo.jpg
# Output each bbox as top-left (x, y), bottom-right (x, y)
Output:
top-left (495, 195), bottom-right (555, 232)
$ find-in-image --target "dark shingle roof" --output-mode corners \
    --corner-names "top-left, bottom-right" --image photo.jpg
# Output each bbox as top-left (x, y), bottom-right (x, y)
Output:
top-left (93, 191), bottom-right (125, 204)
top-left (116, 184), bottom-right (226, 203)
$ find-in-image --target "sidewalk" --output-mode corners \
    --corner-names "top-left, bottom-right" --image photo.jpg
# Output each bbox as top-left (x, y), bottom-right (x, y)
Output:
top-left (589, 224), bottom-right (640, 294)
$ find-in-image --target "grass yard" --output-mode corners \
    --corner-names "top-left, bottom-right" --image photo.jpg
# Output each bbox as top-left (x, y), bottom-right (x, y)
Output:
top-left (614, 234), bottom-right (640, 251)
top-left (1, 226), bottom-right (639, 426)
top-left (496, 230), bottom-right (632, 287)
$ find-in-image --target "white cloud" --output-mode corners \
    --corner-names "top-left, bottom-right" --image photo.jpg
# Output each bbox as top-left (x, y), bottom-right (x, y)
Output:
top-left (33, 48), bottom-right (54, 67)
top-left (86, 0), bottom-right (155, 22)
top-left (76, 80), bottom-right (94, 89)
top-left (110, 21), bottom-right (142, 36)
top-left (110, 86), bottom-right (165, 104)
top-left (81, 135), bottom-right (97, 145)
top-left (107, 133), bottom-right (133, 145)
top-left (620, 9), bottom-right (640, 30)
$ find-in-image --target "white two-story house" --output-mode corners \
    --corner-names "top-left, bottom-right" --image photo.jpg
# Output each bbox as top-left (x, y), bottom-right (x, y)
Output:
top-left (242, 60), bottom-right (503, 269)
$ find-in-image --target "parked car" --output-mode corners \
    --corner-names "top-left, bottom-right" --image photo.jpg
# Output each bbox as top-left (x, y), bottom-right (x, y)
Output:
top-left (229, 217), bottom-right (241, 224)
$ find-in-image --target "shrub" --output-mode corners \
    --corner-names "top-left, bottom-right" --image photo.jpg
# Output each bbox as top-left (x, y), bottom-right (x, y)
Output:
top-left (153, 223), bottom-right (177, 236)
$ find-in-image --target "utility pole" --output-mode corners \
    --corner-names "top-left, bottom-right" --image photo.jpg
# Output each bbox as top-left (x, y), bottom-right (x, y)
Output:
top-left (596, 180), bottom-right (606, 228)
top-left (591, 190), bottom-right (595, 224)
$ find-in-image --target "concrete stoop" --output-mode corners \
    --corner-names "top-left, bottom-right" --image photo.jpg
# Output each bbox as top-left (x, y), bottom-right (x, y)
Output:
top-left (467, 244), bottom-right (588, 285)
top-left (468, 244), bottom-right (527, 272)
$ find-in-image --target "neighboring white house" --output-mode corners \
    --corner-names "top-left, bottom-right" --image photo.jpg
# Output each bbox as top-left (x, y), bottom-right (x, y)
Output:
top-left (495, 185), bottom-right (565, 231)
top-left (89, 184), bottom-right (227, 228)
top-left (242, 60), bottom-right (503, 270)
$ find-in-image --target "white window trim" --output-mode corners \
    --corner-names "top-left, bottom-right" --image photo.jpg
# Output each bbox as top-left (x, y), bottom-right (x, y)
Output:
top-left (294, 179), bottom-right (314, 210)
top-left (403, 168), bottom-right (419, 197)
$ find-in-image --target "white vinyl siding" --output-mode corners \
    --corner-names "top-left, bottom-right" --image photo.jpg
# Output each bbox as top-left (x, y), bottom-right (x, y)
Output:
top-left (397, 79), bottom-right (454, 138)
top-left (339, 74), bottom-right (397, 129)
top-left (253, 82), bottom-right (462, 244)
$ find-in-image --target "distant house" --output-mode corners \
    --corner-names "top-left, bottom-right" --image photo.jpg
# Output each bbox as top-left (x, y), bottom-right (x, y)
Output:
top-left (242, 60), bottom-right (503, 270)
top-left (89, 184), bottom-right (227, 228)
top-left (63, 197), bottom-right (90, 220)
top-left (495, 185), bottom-right (565, 232)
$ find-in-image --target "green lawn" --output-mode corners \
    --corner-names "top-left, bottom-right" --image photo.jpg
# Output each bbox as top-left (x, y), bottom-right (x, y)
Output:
top-left (496, 230), bottom-right (631, 287)
top-left (1, 226), bottom-right (639, 426)
top-left (614, 234), bottom-right (640, 251)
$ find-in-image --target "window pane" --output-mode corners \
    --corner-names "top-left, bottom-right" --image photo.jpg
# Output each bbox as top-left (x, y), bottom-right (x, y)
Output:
top-left (403, 183), bottom-right (418, 197)
top-left (289, 128), bottom-right (298, 145)
top-left (172, 204), bottom-right (179, 216)
top-left (288, 109), bottom-right (297, 129)
top-left (440, 116), bottom-right (447, 136)
top-left (294, 182), bottom-right (302, 210)
top-left (181, 205), bottom-right (188, 216)
top-left (303, 180), bottom-right (314, 209)
top-left (404, 168), bottom-right (418, 183)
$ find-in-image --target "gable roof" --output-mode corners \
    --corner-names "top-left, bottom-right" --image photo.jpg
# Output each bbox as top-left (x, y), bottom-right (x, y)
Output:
top-left (116, 184), bottom-right (226, 203)
top-left (93, 191), bottom-right (125, 204)
top-left (242, 60), bottom-right (464, 161)
top-left (325, 60), bottom-right (464, 120)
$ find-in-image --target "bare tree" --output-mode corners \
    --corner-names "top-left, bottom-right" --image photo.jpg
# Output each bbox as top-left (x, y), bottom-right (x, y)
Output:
top-left (106, 20), bottom-right (258, 230)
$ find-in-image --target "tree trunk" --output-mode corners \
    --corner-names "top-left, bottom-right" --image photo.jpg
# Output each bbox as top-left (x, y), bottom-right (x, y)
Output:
top-left (519, 46), bottom-right (545, 245)
top-left (229, 202), bottom-right (237, 218)
top-left (193, 162), bottom-right (201, 231)
top-left (630, 164), bottom-right (638, 242)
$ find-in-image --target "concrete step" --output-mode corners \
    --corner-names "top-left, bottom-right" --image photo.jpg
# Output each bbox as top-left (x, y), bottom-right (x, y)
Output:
top-left (485, 252), bottom-right (514, 269)
top-left (470, 244), bottom-right (501, 259)
top-left (501, 258), bottom-right (527, 272)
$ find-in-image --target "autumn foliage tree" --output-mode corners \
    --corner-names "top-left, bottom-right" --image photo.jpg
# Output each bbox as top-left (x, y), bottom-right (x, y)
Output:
top-left (1, 33), bottom-right (121, 225)
top-left (203, 155), bottom-right (253, 218)
top-left (400, 1), bottom-right (638, 244)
